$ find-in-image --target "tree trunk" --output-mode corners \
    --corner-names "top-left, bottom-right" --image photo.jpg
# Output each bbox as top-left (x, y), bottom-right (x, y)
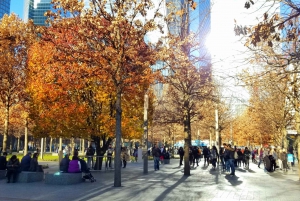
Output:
top-left (114, 91), bottom-right (122, 187)
top-left (81, 139), bottom-right (84, 154)
top-left (50, 137), bottom-right (53, 153)
top-left (183, 101), bottom-right (191, 176)
top-left (17, 137), bottom-right (20, 152)
top-left (298, 141), bottom-right (300, 180)
top-left (24, 118), bottom-right (28, 155)
top-left (93, 136), bottom-right (112, 170)
top-left (3, 98), bottom-right (9, 152)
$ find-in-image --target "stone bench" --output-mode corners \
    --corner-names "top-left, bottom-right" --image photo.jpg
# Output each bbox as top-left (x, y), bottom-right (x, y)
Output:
top-left (0, 170), bottom-right (6, 179)
top-left (45, 172), bottom-right (83, 185)
top-left (17, 171), bottom-right (44, 183)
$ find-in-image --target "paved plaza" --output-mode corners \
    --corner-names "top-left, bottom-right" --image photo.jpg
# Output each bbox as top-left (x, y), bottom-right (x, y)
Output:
top-left (0, 159), bottom-right (299, 201)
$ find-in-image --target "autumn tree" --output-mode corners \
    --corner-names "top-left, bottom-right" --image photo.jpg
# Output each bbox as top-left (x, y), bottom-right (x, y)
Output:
top-left (0, 14), bottom-right (36, 152)
top-left (38, 0), bottom-right (165, 186)
top-left (156, 0), bottom-right (214, 175)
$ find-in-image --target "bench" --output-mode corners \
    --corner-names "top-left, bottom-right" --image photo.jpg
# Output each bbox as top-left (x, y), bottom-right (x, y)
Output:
top-left (0, 170), bottom-right (6, 179)
top-left (17, 171), bottom-right (44, 183)
top-left (45, 172), bottom-right (83, 185)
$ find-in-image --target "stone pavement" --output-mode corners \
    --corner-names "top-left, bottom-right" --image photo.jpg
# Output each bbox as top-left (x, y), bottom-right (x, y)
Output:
top-left (0, 159), bottom-right (299, 201)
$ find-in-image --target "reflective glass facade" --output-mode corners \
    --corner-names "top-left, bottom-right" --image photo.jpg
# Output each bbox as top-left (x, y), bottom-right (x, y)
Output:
top-left (0, 0), bottom-right (10, 19)
top-left (165, 0), bottom-right (211, 72)
top-left (32, 0), bottom-right (51, 26)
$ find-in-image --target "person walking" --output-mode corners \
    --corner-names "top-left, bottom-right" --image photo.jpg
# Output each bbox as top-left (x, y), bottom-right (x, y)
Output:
top-left (203, 146), bottom-right (210, 166)
top-left (152, 144), bottom-right (161, 171)
top-left (210, 146), bottom-right (219, 170)
top-left (121, 147), bottom-right (130, 168)
top-left (86, 144), bottom-right (95, 169)
top-left (225, 144), bottom-right (235, 176)
top-left (106, 144), bottom-right (114, 168)
top-left (280, 148), bottom-right (288, 172)
top-left (193, 147), bottom-right (200, 167)
top-left (244, 147), bottom-right (251, 169)
top-left (178, 147), bottom-right (184, 166)
top-left (258, 147), bottom-right (264, 168)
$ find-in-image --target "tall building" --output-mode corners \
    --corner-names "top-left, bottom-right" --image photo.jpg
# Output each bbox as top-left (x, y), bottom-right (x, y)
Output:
top-left (0, 0), bottom-right (10, 19)
top-left (166, 0), bottom-right (211, 69)
top-left (32, 0), bottom-right (51, 26)
top-left (24, 0), bottom-right (52, 26)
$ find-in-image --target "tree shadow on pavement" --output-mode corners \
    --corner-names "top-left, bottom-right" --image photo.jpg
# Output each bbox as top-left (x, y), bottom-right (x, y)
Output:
top-left (209, 167), bottom-right (221, 184)
top-left (224, 175), bottom-right (243, 186)
top-left (154, 175), bottom-right (188, 201)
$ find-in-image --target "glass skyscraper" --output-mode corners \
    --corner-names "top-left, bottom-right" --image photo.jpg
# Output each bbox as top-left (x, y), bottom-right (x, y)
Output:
top-left (24, 0), bottom-right (52, 26)
top-left (165, 0), bottom-right (211, 72)
top-left (0, 0), bottom-right (10, 19)
top-left (32, 0), bottom-right (51, 26)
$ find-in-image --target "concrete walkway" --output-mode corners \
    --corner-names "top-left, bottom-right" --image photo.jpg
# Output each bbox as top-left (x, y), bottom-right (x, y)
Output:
top-left (0, 159), bottom-right (299, 201)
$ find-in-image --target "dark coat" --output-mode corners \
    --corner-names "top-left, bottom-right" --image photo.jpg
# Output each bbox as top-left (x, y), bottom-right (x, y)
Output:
top-left (86, 146), bottom-right (95, 156)
top-left (7, 158), bottom-right (20, 171)
top-left (20, 154), bottom-right (31, 171)
top-left (0, 156), bottom-right (7, 170)
top-left (152, 147), bottom-right (161, 157)
top-left (28, 158), bottom-right (39, 172)
top-left (60, 156), bottom-right (70, 172)
top-left (178, 148), bottom-right (184, 156)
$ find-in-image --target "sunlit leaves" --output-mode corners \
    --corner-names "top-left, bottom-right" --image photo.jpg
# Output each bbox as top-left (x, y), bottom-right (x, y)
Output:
top-left (0, 14), bottom-right (36, 150)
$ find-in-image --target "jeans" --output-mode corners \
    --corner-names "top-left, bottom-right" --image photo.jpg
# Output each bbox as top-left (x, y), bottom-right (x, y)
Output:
top-left (258, 157), bottom-right (262, 167)
top-left (225, 159), bottom-right (230, 171)
top-left (244, 158), bottom-right (249, 168)
top-left (154, 156), bottom-right (160, 170)
top-left (229, 159), bottom-right (235, 174)
top-left (87, 156), bottom-right (94, 169)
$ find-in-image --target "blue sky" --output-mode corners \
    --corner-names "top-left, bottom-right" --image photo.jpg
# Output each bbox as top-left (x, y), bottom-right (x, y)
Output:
top-left (10, 0), bottom-right (24, 19)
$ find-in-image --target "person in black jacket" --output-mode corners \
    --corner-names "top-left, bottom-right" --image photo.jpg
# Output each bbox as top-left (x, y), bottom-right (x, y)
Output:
top-left (178, 147), bottom-right (184, 166)
top-left (20, 152), bottom-right (32, 171)
top-left (28, 153), bottom-right (39, 172)
top-left (0, 152), bottom-right (7, 170)
top-left (203, 147), bottom-right (210, 166)
top-left (6, 155), bottom-right (20, 183)
top-left (152, 144), bottom-right (161, 171)
top-left (86, 145), bottom-right (95, 169)
top-left (59, 154), bottom-right (70, 172)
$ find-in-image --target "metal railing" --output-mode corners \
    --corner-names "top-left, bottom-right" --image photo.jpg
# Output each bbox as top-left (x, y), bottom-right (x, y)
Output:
top-left (85, 155), bottom-right (113, 171)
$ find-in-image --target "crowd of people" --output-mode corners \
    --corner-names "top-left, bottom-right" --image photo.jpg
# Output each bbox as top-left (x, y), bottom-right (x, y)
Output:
top-left (173, 143), bottom-right (298, 176)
